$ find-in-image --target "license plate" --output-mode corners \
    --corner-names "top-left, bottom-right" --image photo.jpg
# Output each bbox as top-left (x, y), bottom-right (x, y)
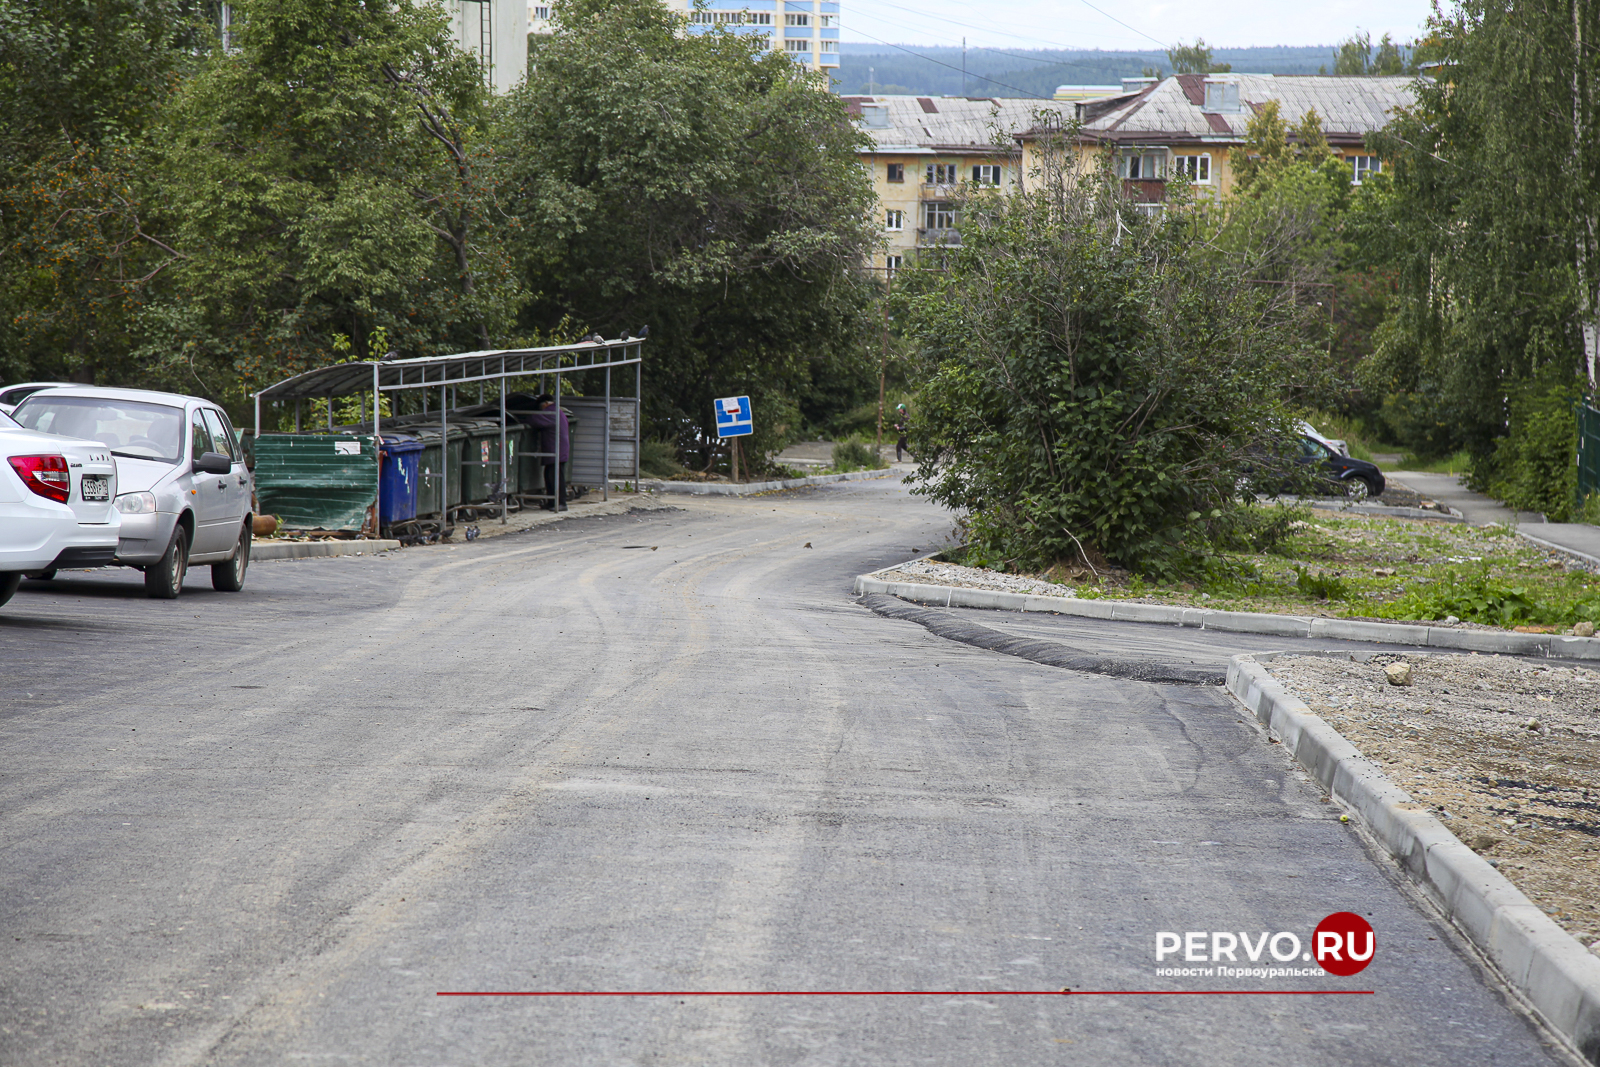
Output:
top-left (81, 474), bottom-right (109, 501)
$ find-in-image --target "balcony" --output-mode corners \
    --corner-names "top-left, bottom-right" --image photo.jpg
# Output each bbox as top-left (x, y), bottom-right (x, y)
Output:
top-left (916, 228), bottom-right (961, 247)
top-left (920, 182), bottom-right (960, 199)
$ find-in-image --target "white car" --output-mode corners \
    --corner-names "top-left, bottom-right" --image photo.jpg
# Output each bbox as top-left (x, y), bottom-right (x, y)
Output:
top-left (13, 387), bottom-right (252, 598)
top-left (0, 407), bottom-right (121, 608)
top-left (0, 381), bottom-right (75, 415)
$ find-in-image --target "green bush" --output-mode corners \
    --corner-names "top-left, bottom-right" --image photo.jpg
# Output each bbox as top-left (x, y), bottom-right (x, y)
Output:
top-left (639, 438), bottom-right (686, 478)
top-left (1482, 378), bottom-right (1579, 520)
top-left (900, 148), bottom-right (1320, 579)
top-left (831, 435), bottom-right (885, 472)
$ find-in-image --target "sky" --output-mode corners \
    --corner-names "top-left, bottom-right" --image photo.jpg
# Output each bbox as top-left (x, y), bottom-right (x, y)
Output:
top-left (841, 0), bottom-right (1439, 54)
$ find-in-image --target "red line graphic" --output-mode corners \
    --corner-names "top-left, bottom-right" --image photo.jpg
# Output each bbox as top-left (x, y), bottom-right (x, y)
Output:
top-left (436, 989), bottom-right (1375, 997)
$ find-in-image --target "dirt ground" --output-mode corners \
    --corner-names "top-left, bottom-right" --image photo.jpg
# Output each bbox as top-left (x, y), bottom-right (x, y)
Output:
top-left (1263, 653), bottom-right (1600, 958)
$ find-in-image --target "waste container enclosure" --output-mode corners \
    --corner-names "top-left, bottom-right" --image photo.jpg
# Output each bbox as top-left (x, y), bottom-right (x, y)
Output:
top-left (411, 425), bottom-right (465, 517)
top-left (255, 433), bottom-right (380, 532)
top-left (377, 434), bottom-right (423, 527)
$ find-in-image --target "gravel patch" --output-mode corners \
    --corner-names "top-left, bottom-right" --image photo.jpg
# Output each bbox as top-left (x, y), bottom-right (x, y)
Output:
top-left (1263, 653), bottom-right (1600, 959)
top-left (885, 559), bottom-right (1081, 597)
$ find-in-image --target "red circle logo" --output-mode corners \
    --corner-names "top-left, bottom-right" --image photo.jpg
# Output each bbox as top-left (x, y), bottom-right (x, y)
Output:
top-left (1313, 912), bottom-right (1376, 976)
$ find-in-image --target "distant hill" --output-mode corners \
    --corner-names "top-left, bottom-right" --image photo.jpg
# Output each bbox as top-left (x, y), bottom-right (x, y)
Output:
top-left (832, 43), bottom-right (1340, 99)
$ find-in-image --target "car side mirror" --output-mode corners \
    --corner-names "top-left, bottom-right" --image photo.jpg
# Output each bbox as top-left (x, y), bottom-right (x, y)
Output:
top-left (195, 451), bottom-right (232, 475)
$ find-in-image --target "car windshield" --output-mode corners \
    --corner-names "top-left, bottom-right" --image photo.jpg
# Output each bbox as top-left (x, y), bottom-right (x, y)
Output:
top-left (13, 396), bottom-right (184, 463)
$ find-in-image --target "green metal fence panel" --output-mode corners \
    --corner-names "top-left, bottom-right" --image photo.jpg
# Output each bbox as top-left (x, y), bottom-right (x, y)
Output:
top-left (254, 433), bottom-right (379, 532)
top-left (1580, 403), bottom-right (1600, 506)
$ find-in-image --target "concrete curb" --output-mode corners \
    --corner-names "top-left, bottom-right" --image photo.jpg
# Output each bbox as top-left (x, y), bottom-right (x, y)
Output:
top-left (630, 469), bottom-right (895, 496)
top-left (851, 574), bottom-right (1600, 661)
top-left (252, 539), bottom-right (401, 561)
top-left (1227, 651), bottom-right (1600, 1064)
top-left (1519, 529), bottom-right (1600, 572)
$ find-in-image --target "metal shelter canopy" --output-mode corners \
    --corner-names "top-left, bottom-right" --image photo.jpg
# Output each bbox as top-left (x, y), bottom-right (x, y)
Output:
top-left (251, 340), bottom-right (643, 405)
top-left (252, 339), bottom-right (644, 525)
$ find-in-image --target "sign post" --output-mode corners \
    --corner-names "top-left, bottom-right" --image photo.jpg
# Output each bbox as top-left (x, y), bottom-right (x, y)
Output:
top-left (714, 395), bottom-right (752, 483)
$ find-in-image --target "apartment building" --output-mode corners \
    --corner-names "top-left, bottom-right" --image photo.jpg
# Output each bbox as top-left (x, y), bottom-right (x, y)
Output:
top-left (1017, 74), bottom-right (1414, 209)
top-left (530, 0), bottom-right (840, 74)
top-left (843, 95), bottom-right (1076, 276)
top-left (445, 0), bottom-right (529, 93)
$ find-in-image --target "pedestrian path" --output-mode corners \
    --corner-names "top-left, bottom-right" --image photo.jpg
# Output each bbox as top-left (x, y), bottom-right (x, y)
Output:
top-left (1388, 470), bottom-right (1600, 565)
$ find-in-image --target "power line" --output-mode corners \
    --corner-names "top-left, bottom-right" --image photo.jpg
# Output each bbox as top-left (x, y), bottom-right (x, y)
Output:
top-left (847, 0), bottom-right (1158, 57)
top-left (843, 27), bottom-right (1053, 98)
top-left (1072, 0), bottom-right (1167, 48)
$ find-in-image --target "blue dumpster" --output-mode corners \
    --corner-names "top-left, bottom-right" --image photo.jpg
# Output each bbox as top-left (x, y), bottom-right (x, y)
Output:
top-left (377, 434), bottom-right (423, 526)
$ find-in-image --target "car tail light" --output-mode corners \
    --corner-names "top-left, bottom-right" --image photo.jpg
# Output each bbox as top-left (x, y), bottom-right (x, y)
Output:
top-left (8, 454), bottom-right (71, 503)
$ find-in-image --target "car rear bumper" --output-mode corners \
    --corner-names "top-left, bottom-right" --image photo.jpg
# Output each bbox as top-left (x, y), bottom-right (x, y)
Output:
top-left (0, 500), bottom-right (120, 572)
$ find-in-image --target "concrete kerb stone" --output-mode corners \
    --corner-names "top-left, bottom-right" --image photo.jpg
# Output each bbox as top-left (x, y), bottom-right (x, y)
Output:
top-left (851, 572), bottom-right (1600, 660)
top-left (1519, 529), bottom-right (1600, 573)
top-left (1227, 650), bottom-right (1600, 1064)
top-left (633, 469), bottom-right (895, 497)
top-left (253, 539), bottom-right (401, 561)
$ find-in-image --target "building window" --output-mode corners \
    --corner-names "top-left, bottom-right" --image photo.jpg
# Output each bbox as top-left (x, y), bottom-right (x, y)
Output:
top-left (1350, 155), bottom-right (1381, 183)
top-left (1119, 150), bottom-right (1165, 179)
top-left (819, 39), bottom-right (837, 51)
top-left (783, 38), bottom-right (811, 52)
top-left (886, 254), bottom-right (903, 277)
top-left (924, 201), bottom-right (955, 229)
top-left (819, 14), bottom-right (837, 27)
top-left (886, 162), bottom-right (904, 183)
top-left (748, 12), bottom-right (772, 24)
top-left (784, 13), bottom-right (809, 26)
top-left (688, 10), bottom-right (711, 22)
top-left (531, 4), bottom-right (550, 18)
top-left (886, 209), bottom-right (904, 231)
top-left (925, 163), bottom-right (958, 184)
top-left (972, 164), bottom-right (1002, 185)
top-left (1172, 154), bottom-right (1211, 183)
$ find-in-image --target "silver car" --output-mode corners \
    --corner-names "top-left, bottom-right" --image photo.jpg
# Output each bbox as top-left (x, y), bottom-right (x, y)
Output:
top-left (12, 387), bottom-right (253, 598)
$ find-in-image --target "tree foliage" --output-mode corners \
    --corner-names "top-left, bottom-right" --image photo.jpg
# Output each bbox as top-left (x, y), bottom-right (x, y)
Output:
top-left (1167, 38), bottom-right (1231, 75)
top-left (1360, 0), bottom-right (1599, 504)
top-left (1328, 31), bottom-right (1408, 76)
top-left (899, 143), bottom-right (1323, 577)
top-left (144, 0), bottom-right (524, 405)
top-left (500, 0), bottom-right (878, 464)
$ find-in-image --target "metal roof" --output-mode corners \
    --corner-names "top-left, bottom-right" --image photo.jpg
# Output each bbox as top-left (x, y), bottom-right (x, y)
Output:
top-left (844, 95), bottom-right (1076, 153)
top-left (252, 340), bottom-right (645, 403)
top-left (1062, 74), bottom-right (1416, 144)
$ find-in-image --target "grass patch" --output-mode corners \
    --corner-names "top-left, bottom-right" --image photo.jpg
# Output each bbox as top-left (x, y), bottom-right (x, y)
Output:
top-left (955, 508), bottom-right (1599, 631)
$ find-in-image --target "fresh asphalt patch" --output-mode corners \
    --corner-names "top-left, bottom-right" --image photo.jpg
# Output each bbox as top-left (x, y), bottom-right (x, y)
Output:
top-left (858, 592), bottom-right (1225, 686)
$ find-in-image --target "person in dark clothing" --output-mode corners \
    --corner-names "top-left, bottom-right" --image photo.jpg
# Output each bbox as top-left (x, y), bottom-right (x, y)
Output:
top-left (894, 403), bottom-right (911, 463)
top-left (526, 393), bottom-right (570, 510)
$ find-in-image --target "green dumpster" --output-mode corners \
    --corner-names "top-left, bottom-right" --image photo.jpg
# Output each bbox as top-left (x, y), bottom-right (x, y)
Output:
top-left (254, 433), bottom-right (379, 532)
top-left (412, 425), bottom-right (465, 517)
top-left (458, 419), bottom-right (508, 504)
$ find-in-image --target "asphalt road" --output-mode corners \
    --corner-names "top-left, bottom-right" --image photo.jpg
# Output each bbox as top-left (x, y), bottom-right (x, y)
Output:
top-left (0, 476), bottom-right (1570, 1065)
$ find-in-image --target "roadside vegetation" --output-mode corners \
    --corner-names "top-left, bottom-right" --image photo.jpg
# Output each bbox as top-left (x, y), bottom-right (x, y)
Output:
top-left (939, 510), bottom-right (1600, 632)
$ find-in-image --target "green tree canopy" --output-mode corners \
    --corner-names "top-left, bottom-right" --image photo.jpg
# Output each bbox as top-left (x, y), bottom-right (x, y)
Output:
top-left (1329, 30), bottom-right (1407, 75)
top-left (142, 0), bottom-right (524, 405)
top-left (1167, 37), bottom-right (1231, 74)
top-left (899, 143), bottom-right (1323, 577)
top-left (500, 0), bottom-right (879, 462)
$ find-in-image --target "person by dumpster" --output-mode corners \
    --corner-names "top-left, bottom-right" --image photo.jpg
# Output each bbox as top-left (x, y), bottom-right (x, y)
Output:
top-left (526, 394), bottom-right (570, 511)
top-left (893, 404), bottom-right (911, 463)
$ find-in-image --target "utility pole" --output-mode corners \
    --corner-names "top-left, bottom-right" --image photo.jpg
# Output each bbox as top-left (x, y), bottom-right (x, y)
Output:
top-left (869, 65), bottom-right (876, 95)
top-left (962, 38), bottom-right (967, 96)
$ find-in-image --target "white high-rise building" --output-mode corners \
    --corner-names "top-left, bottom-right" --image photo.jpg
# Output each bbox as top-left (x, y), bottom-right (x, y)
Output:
top-left (443, 0), bottom-right (530, 94)
top-left (529, 0), bottom-right (839, 74)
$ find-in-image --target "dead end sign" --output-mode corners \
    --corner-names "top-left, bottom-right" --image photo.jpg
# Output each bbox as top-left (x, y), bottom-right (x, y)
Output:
top-left (715, 396), bottom-right (752, 438)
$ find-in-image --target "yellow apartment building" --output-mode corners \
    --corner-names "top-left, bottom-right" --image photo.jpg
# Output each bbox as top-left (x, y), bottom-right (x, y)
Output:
top-left (841, 95), bottom-right (1076, 275)
top-left (1016, 74), bottom-right (1415, 210)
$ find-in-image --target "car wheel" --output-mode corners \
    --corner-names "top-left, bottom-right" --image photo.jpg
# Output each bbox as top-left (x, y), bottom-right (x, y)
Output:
top-left (0, 573), bottom-right (20, 607)
top-left (144, 524), bottom-right (188, 599)
top-left (212, 524), bottom-right (251, 592)
top-left (24, 569), bottom-right (57, 581)
top-left (1346, 475), bottom-right (1380, 503)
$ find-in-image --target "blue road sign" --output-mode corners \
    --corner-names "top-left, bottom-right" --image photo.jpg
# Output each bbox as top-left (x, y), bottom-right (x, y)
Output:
top-left (714, 395), bottom-right (753, 438)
